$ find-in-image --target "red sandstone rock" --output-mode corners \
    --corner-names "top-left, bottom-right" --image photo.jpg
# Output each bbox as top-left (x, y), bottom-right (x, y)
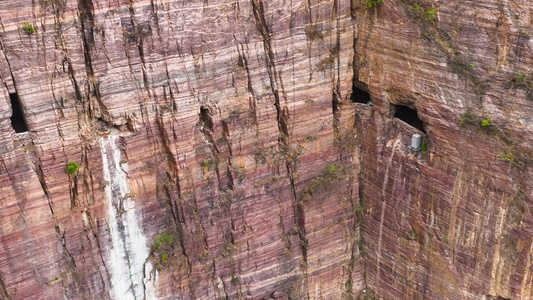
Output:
top-left (0, 0), bottom-right (532, 299)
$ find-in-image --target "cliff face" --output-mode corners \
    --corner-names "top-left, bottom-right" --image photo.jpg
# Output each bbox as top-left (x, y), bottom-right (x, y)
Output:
top-left (0, 0), bottom-right (531, 299)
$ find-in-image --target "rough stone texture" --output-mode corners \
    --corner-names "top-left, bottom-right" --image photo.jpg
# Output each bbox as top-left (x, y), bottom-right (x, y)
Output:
top-left (0, 0), bottom-right (359, 299)
top-left (353, 0), bottom-right (533, 299)
top-left (0, 0), bottom-right (531, 299)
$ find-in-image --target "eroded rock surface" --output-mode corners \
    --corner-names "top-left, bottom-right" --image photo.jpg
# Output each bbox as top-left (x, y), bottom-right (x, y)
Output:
top-left (0, 0), bottom-right (531, 299)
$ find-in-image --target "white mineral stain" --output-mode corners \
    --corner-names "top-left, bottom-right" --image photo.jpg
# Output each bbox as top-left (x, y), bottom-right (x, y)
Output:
top-left (100, 135), bottom-right (157, 300)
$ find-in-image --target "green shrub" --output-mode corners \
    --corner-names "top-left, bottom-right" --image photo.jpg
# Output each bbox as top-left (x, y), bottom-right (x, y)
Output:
top-left (65, 162), bottom-right (78, 175)
top-left (480, 119), bottom-right (491, 127)
top-left (365, 0), bottom-right (383, 8)
top-left (299, 163), bottom-right (349, 204)
top-left (153, 232), bottom-right (173, 250)
top-left (497, 147), bottom-right (515, 163)
top-left (421, 142), bottom-right (428, 154)
top-left (407, 3), bottom-right (423, 14)
top-left (407, 4), bottom-right (435, 23)
top-left (407, 229), bottom-right (416, 240)
top-left (303, 135), bottom-right (318, 142)
top-left (22, 21), bottom-right (35, 34)
top-left (457, 113), bottom-right (475, 127)
top-left (425, 8), bottom-right (436, 22)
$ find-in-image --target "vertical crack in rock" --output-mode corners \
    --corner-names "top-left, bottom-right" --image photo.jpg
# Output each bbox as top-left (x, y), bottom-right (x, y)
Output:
top-left (327, 0), bottom-right (342, 151)
top-left (220, 120), bottom-right (236, 190)
top-left (54, 224), bottom-right (88, 298)
top-left (235, 42), bottom-right (260, 132)
top-left (33, 161), bottom-right (54, 215)
top-left (152, 111), bottom-right (188, 266)
top-left (331, 0), bottom-right (342, 148)
top-left (151, 111), bottom-right (191, 273)
top-left (68, 170), bottom-right (79, 209)
top-left (236, 42), bottom-right (254, 99)
top-left (127, 0), bottom-right (153, 101)
top-left (2, 159), bottom-right (74, 297)
top-left (149, 0), bottom-right (160, 37)
top-left (78, 0), bottom-right (96, 79)
top-left (350, 20), bottom-right (372, 295)
top-left (81, 208), bottom-right (111, 293)
top-left (251, 0), bottom-right (309, 295)
top-left (0, 272), bottom-right (11, 300)
top-left (80, 146), bottom-right (97, 207)
top-left (0, 38), bottom-right (17, 93)
top-left (347, 177), bottom-right (363, 297)
top-left (69, 0), bottom-right (89, 102)
top-left (198, 106), bottom-right (245, 294)
top-left (251, 0), bottom-right (289, 141)
top-left (173, 205), bottom-right (191, 275)
top-left (77, 0), bottom-right (106, 118)
top-left (332, 90), bottom-right (341, 152)
top-left (198, 106), bottom-right (225, 191)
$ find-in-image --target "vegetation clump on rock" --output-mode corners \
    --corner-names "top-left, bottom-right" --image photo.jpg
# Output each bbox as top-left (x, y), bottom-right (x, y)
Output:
top-left (365, 0), bottom-right (383, 8)
top-left (22, 21), bottom-right (35, 34)
top-left (299, 163), bottom-right (350, 204)
top-left (65, 162), bottom-right (78, 175)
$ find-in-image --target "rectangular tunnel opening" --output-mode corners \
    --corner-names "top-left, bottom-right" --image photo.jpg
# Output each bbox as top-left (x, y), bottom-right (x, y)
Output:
top-left (199, 106), bottom-right (213, 131)
top-left (350, 83), bottom-right (371, 104)
top-left (9, 93), bottom-right (29, 133)
top-left (394, 104), bottom-right (426, 133)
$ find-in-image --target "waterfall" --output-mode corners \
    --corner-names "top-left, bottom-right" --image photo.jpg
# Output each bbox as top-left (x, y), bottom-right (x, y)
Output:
top-left (100, 135), bottom-right (157, 300)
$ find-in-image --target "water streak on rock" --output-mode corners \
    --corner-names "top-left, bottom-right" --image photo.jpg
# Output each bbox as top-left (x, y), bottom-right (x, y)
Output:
top-left (100, 135), bottom-right (156, 300)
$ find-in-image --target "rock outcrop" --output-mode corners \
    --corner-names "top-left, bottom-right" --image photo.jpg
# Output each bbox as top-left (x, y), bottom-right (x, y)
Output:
top-left (0, 0), bottom-right (531, 299)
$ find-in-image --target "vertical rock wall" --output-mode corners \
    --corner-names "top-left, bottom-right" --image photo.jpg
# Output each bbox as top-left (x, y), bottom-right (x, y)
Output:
top-left (352, 0), bottom-right (533, 299)
top-left (0, 0), bottom-right (359, 299)
top-left (0, 0), bottom-right (532, 299)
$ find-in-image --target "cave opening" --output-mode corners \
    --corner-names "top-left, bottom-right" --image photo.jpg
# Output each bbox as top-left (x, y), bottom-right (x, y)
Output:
top-left (350, 83), bottom-right (371, 104)
top-left (394, 105), bottom-right (425, 133)
top-left (9, 93), bottom-right (29, 133)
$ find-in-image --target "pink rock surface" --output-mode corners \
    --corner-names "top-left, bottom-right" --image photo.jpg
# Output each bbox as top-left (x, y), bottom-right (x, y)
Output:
top-left (0, 0), bottom-right (531, 299)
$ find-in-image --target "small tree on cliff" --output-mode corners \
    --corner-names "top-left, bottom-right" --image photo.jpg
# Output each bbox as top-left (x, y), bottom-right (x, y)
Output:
top-left (65, 162), bottom-right (78, 175)
top-left (365, 0), bottom-right (383, 8)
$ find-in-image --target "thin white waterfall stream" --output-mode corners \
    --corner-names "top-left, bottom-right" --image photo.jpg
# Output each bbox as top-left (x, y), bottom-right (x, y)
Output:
top-left (100, 135), bottom-right (157, 300)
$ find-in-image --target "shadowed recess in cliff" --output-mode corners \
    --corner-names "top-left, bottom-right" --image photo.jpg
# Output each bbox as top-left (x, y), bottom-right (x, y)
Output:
top-left (199, 106), bottom-right (214, 131)
top-left (9, 93), bottom-right (29, 133)
top-left (350, 83), bottom-right (371, 104)
top-left (393, 105), bottom-right (425, 133)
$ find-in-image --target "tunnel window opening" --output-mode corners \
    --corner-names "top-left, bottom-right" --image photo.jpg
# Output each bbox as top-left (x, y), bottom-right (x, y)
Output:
top-left (199, 106), bottom-right (213, 131)
top-left (394, 105), bottom-right (425, 133)
top-left (9, 93), bottom-right (29, 133)
top-left (350, 83), bottom-right (371, 104)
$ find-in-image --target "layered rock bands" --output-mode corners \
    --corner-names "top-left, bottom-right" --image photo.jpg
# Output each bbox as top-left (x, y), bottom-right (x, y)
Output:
top-left (0, 0), bottom-right (531, 299)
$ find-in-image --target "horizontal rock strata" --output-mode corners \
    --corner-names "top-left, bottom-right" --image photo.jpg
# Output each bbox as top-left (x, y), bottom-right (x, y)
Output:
top-left (0, 0), bottom-right (531, 299)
